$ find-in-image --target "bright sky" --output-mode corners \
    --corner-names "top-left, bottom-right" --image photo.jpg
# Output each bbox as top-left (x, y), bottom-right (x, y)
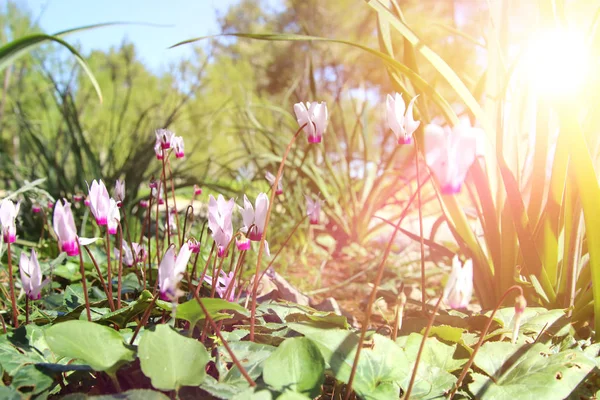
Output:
top-left (19, 0), bottom-right (241, 72)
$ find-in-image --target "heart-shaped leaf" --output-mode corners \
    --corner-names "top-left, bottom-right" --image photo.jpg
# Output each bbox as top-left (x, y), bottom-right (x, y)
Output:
top-left (45, 320), bottom-right (134, 373)
top-left (138, 324), bottom-right (209, 390)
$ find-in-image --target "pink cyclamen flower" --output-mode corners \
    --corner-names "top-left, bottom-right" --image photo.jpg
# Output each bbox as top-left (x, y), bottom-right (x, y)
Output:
top-left (139, 200), bottom-right (149, 209)
top-left (424, 123), bottom-right (482, 195)
top-left (32, 204), bottom-right (42, 214)
top-left (0, 199), bottom-right (20, 243)
top-left (208, 194), bottom-right (235, 258)
top-left (115, 242), bottom-right (134, 266)
top-left (19, 249), bottom-right (49, 300)
top-left (294, 102), bottom-right (328, 143)
top-left (152, 186), bottom-right (165, 205)
top-left (305, 195), bottom-right (323, 225)
top-left (188, 239), bottom-right (200, 254)
top-left (84, 197), bottom-right (90, 207)
top-left (47, 201), bottom-right (54, 209)
top-left (204, 271), bottom-right (236, 302)
top-left (158, 243), bottom-right (192, 301)
top-left (265, 171), bottom-right (283, 195)
top-left (236, 236), bottom-right (251, 251)
top-left (386, 93), bottom-right (420, 144)
top-left (240, 193), bottom-right (269, 241)
top-left (53, 199), bottom-right (79, 256)
top-left (443, 256), bottom-right (473, 309)
top-left (173, 136), bottom-right (185, 159)
top-left (194, 185), bottom-right (202, 196)
top-left (114, 180), bottom-right (125, 205)
top-left (88, 180), bottom-right (111, 226)
top-left (73, 194), bottom-right (84, 202)
top-left (155, 128), bottom-right (175, 150)
top-left (154, 141), bottom-right (164, 160)
top-left (107, 199), bottom-right (121, 235)
top-left (149, 179), bottom-right (158, 189)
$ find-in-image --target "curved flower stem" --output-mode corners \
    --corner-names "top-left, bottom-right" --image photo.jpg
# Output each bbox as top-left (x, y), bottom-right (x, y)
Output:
top-left (129, 292), bottom-right (159, 345)
top-left (404, 294), bottom-right (444, 400)
top-left (76, 238), bottom-right (92, 322)
top-left (105, 228), bottom-right (113, 303)
top-left (414, 139), bottom-right (426, 311)
top-left (117, 223), bottom-right (124, 309)
top-left (250, 124), bottom-right (305, 341)
top-left (166, 159), bottom-right (181, 247)
top-left (224, 250), bottom-right (247, 301)
top-left (83, 245), bottom-right (114, 311)
top-left (160, 149), bottom-right (171, 246)
top-left (192, 291), bottom-right (256, 387)
top-left (344, 172), bottom-right (429, 400)
top-left (448, 285), bottom-right (524, 399)
top-left (258, 215), bottom-right (308, 283)
top-left (5, 242), bottom-right (18, 327)
top-left (154, 181), bottom-right (162, 265)
top-left (182, 205), bottom-right (194, 240)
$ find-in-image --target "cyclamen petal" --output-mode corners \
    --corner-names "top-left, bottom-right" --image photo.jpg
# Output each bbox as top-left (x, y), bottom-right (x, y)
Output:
top-left (53, 199), bottom-right (79, 256)
top-left (294, 101), bottom-right (328, 143)
top-left (265, 172), bottom-right (283, 195)
top-left (443, 256), bottom-right (473, 309)
top-left (424, 123), bottom-right (481, 194)
top-left (107, 199), bottom-right (121, 235)
top-left (155, 128), bottom-right (175, 150)
top-left (208, 195), bottom-right (235, 257)
top-left (88, 180), bottom-right (111, 226)
top-left (239, 193), bottom-right (269, 241)
top-left (158, 243), bottom-right (192, 301)
top-left (386, 93), bottom-right (420, 145)
top-left (0, 199), bottom-right (19, 243)
top-left (19, 249), bottom-right (48, 300)
top-left (305, 195), bottom-right (323, 225)
top-left (114, 180), bottom-right (125, 202)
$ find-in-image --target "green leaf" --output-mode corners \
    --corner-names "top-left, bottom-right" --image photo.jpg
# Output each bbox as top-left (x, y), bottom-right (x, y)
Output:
top-left (285, 312), bottom-right (349, 329)
top-left (199, 375), bottom-right (250, 400)
top-left (217, 342), bottom-right (275, 384)
top-left (0, 34), bottom-right (103, 102)
top-left (289, 323), bottom-right (408, 400)
top-left (10, 364), bottom-right (54, 395)
top-left (231, 388), bottom-right (274, 400)
top-left (61, 389), bottom-right (170, 399)
top-left (0, 387), bottom-right (22, 400)
top-left (263, 337), bottom-right (324, 396)
top-left (470, 342), bottom-right (595, 399)
top-left (158, 297), bottom-right (248, 328)
top-left (45, 320), bottom-right (134, 373)
top-left (138, 324), bottom-right (209, 390)
top-left (95, 290), bottom-right (153, 328)
top-left (397, 333), bottom-right (466, 399)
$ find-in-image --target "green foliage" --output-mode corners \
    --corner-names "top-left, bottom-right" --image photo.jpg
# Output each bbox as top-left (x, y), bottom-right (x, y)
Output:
top-left (138, 324), bottom-right (209, 390)
top-left (45, 320), bottom-right (135, 373)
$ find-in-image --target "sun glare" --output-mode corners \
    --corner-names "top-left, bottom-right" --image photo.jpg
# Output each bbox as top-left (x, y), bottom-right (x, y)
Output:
top-left (524, 28), bottom-right (590, 96)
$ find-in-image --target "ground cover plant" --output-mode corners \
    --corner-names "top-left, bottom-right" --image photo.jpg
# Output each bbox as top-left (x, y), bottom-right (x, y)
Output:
top-left (1, 0), bottom-right (600, 399)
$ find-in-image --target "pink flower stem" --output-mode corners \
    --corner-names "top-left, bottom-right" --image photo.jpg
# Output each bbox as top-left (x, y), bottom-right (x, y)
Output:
top-left (76, 238), bottom-right (92, 322)
top-left (404, 294), bottom-right (444, 400)
top-left (414, 139), bottom-right (427, 311)
top-left (193, 291), bottom-right (256, 387)
top-left (84, 245), bottom-right (114, 311)
top-left (250, 124), bottom-right (305, 341)
top-left (116, 223), bottom-right (124, 310)
top-left (224, 250), bottom-right (247, 302)
top-left (258, 215), bottom-right (307, 283)
top-left (105, 228), bottom-right (113, 303)
top-left (129, 292), bottom-right (159, 345)
top-left (448, 285), bottom-right (524, 399)
top-left (344, 172), bottom-right (429, 400)
top-left (160, 149), bottom-right (171, 246)
top-left (154, 181), bottom-right (162, 265)
top-left (166, 158), bottom-right (181, 247)
top-left (182, 205), bottom-right (194, 240)
top-left (5, 242), bottom-right (18, 327)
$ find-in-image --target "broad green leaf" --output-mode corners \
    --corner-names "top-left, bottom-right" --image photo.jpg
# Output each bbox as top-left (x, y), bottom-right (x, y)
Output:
top-left (397, 333), bottom-right (466, 399)
top-left (0, 327), bottom-right (48, 376)
top-left (158, 297), bottom-right (247, 328)
top-left (217, 342), bottom-right (275, 384)
top-left (45, 320), bottom-right (134, 373)
top-left (425, 325), bottom-right (465, 343)
top-left (289, 323), bottom-right (408, 400)
top-left (200, 375), bottom-right (250, 400)
top-left (231, 388), bottom-right (274, 400)
top-left (96, 290), bottom-right (153, 328)
top-left (10, 364), bottom-right (54, 395)
top-left (470, 342), bottom-right (595, 399)
top-left (138, 324), bottom-right (209, 390)
top-left (62, 389), bottom-right (170, 400)
top-left (277, 393), bottom-right (311, 400)
top-left (285, 311), bottom-right (349, 329)
top-left (0, 387), bottom-right (21, 400)
top-left (263, 337), bottom-right (324, 396)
